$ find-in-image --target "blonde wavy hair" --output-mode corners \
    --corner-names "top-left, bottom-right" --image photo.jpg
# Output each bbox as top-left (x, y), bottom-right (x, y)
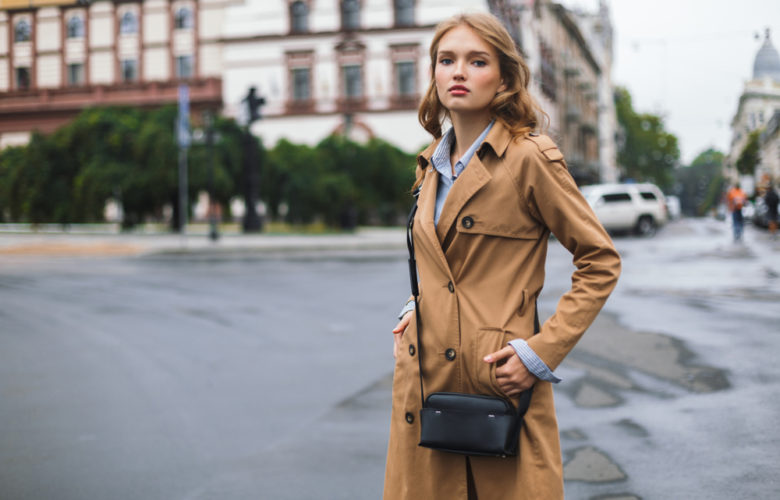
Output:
top-left (418, 12), bottom-right (548, 141)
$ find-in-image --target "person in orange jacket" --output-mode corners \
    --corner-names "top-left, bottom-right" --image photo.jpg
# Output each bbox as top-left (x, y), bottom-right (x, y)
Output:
top-left (726, 183), bottom-right (747, 241)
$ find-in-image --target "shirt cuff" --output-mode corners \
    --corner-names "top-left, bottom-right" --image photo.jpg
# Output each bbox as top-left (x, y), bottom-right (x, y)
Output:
top-left (398, 300), bottom-right (416, 320)
top-left (507, 338), bottom-right (561, 383)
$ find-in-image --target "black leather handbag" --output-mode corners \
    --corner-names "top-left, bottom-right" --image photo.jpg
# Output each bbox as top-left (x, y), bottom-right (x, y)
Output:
top-left (406, 191), bottom-right (537, 458)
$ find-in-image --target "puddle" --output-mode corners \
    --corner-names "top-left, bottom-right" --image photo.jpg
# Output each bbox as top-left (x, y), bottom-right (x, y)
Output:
top-left (563, 311), bottom-right (730, 403)
top-left (563, 446), bottom-right (626, 483)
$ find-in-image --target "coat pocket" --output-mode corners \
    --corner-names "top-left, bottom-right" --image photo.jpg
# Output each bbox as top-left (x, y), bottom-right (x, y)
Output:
top-left (471, 327), bottom-right (511, 398)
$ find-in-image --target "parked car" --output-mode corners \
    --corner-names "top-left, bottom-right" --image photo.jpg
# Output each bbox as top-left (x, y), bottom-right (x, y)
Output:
top-left (580, 183), bottom-right (668, 236)
top-left (752, 195), bottom-right (780, 228)
top-left (665, 195), bottom-right (681, 220)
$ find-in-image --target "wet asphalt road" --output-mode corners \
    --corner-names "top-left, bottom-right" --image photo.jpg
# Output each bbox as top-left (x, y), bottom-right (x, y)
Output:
top-left (1, 218), bottom-right (779, 500)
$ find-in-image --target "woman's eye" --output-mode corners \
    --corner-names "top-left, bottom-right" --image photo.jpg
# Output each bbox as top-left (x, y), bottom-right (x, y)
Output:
top-left (473, 60), bottom-right (486, 67)
top-left (439, 58), bottom-right (453, 65)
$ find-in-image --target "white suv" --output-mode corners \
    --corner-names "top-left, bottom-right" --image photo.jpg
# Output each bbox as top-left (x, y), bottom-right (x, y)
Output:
top-left (580, 183), bottom-right (668, 236)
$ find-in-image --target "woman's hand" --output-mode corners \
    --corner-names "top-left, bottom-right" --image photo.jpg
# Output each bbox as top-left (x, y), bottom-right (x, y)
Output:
top-left (392, 311), bottom-right (413, 358)
top-left (483, 346), bottom-right (537, 396)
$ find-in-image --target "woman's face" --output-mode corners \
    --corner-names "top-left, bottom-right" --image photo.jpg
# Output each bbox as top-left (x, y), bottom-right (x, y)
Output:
top-left (434, 24), bottom-right (505, 120)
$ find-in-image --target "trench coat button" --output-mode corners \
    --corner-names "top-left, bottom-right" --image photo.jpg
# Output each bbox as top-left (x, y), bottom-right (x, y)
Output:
top-left (445, 348), bottom-right (456, 361)
top-left (447, 281), bottom-right (455, 293)
top-left (409, 344), bottom-right (416, 356)
top-left (461, 216), bottom-right (474, 229)
top-left (405, 412), bottom-right (414, 424)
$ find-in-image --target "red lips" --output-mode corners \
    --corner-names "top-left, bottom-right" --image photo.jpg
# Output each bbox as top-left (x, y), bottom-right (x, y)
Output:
top-left (449, 85), bottom-right (469, 95)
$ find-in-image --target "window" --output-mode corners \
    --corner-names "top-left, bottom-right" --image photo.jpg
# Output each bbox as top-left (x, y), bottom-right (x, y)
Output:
top-left (601, 193), bottom-right (632, 203)
top-left (174, 7), bottom-right (194, 30)
top-left (290, 1), bottom-right (308, 33)
top-left (640, 192), bottom-right (658, 201)
top-left (67, 63), bottom-right (85, 86)
top-left (396, 61), bottom-right (415, 96)
top-left (292, 67), bottom-right (311, 101)
top-left (176, 55), bottom-right (194, 79)
top-left (394, 0), bottom-right (414, 27)
top-left (539, 40), bottom-right (557, 102)
top-left (14, 19), bottom-right (31, 42)
top-left (343, 65), bottom-right (362, 98)
top-left (15, 67), bottom-right (31, 90)
top-left (121, 59), bottom-right (138, 82)
top-left (341, 0), bottom-right (360, 31)
top-left (120, 11), bottom-right (138, 34)
top-left (67, 16), bottom-right (85, 38)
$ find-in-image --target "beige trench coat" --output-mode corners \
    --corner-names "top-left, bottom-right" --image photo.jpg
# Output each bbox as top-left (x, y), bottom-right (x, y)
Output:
top-left (383, 121), bottom-right (621, 500)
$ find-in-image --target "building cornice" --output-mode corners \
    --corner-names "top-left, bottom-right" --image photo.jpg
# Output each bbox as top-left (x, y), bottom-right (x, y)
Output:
top-left (221, 23), bottom-right (438, 45)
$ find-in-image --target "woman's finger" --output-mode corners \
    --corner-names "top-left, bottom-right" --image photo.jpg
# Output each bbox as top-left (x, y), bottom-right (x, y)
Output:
top-left (483, 345), bottom-right (515, 363)
top-left (392, 311), bottom-right (413, 334)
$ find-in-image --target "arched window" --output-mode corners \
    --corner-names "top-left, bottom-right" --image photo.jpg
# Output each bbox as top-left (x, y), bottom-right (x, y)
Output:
top-left (174, 7), bottom-right (194, 30)
top-left (290, 1), bottom-right (308, 33)
top-left (341, 0), bottom-right (360, 31)
top-left (394, 0), bottom-right (414, 27)
top-left (67, 16), bottom-right (85, 38)
top-left (14, 19), bottom-right (31, 42)
top-left (120, 11), bottom-right (138, 35)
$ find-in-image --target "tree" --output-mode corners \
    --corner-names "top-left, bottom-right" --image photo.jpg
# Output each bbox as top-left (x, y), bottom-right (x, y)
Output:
top-left (674, 148), bottom-right (725, 216)
top-left (736, 129), bottom-right (761, 175)
top-left (264, 135), bottom-right (415, 227)
top-left (1, 132), bottom-right (77, 224)
top-left (0, 107), bottom-right (416, 229)
top-left (614, 87), bottom-right (680, 190)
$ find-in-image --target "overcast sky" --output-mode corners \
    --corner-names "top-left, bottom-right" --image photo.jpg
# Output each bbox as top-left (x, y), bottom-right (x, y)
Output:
top-left (559, 0), bottom-right (780, 164)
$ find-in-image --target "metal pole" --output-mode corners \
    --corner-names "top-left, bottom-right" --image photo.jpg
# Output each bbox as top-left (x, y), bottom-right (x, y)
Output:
top-left (206, 112), bottom-right (219, 241)
top-left (178, 145), bottom-right (188, 234)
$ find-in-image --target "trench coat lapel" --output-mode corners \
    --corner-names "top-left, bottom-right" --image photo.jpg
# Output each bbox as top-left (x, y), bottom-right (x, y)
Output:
top-left (417, 165), bottom-right (456, 280)
top-left (435, 153), bottom-right (492, 242)
top-left (416, 141), bottom-right (455, 280)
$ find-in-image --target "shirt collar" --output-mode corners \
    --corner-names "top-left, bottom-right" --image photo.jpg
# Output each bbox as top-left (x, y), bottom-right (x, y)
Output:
top-left (429, 120), bottom-right (495, 180)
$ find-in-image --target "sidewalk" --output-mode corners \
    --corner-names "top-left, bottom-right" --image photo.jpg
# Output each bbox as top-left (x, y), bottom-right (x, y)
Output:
top-left (0, 227), bottom-right (408, 257)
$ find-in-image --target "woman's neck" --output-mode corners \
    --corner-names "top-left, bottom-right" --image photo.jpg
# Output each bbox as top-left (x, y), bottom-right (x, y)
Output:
top-left (449, 112), bottom-right (492, 161)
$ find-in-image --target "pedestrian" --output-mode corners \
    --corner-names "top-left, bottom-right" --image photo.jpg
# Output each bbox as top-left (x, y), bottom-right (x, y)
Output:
top-left (726, 183), bottom-right (748, 241)
top-left (384, 13), bottom-right (621, 500)
top-left (765, 182), bottom-right (779, 238)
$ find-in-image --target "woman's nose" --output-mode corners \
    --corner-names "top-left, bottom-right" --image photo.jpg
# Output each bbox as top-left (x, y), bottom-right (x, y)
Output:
top-left (453, 61), bottom-right (466, 80)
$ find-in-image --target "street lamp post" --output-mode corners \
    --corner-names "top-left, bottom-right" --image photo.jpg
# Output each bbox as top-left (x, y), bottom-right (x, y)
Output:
top-left (205, 112), bottom-right (219, 241)
top-left (241, 87), bottom-right (266, 233)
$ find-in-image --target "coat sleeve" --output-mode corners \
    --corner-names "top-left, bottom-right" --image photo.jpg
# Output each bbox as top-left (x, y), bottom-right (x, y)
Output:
top-left (516, 138), bottom-right (621, 371)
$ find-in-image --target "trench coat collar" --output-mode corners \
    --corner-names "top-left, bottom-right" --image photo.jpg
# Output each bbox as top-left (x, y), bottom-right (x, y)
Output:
top-left (479, 119), bottom-right (513, 158)
top-left (414, 119), bottom-right (512, 167)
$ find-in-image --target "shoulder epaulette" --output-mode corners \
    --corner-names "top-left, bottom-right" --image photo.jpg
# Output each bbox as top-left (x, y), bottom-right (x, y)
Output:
top-left (525, 134), bottom-right (563, 162)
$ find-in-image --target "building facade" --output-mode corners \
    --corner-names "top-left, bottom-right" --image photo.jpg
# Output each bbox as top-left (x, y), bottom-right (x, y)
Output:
top-left (222, 0), bottom-right (497, 154)
top-left (0, 0), bottom-right (226, 148)
top-left (224, 0), bottom-right (618, 185)
top-left (567, 0), bottom-right (618, 183)
top-left (1, 0), bottom-right (620, 184)
top-left (727, 29), bottom-right (780, 188)
top-left (520, 0), bottom-right (603, 184)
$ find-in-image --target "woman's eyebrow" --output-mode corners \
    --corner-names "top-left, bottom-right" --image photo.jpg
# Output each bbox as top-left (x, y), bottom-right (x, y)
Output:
top-left (438, 50), bottom-right (492, 58)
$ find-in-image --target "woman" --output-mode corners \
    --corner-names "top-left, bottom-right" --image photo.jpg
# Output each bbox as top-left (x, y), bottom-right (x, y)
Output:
top-left (384, 12), bottom-right (621, 500)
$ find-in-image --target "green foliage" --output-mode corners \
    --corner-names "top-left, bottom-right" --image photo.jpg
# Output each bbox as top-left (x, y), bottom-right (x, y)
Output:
top-left (674, 148), bottom-right (725, 216)
top-left (614, 87), bottom-right (680, 190)
top-left (0, 106), bottom-right (416, 229)
top-left (264, 135), bottom-right (415, 227)
top-left (736, 129), bottom-right (761, 175)
top-left (0, 106), bottom-right (248, 228)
